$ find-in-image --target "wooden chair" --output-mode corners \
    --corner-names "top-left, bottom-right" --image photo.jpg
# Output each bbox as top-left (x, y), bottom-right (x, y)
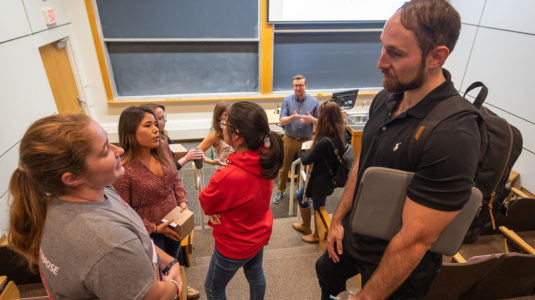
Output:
top-left (499, 226), bottom-right (535, 255)
top-left (423, 254), bottom-right (499, 300)
top-left (0, 277), bottom-right (20, 300)
top-left (179, 266), bottom-right (187, 300)
top-left (192, 164), bottom-right (206, 229)
top-left (0, 235), bottom-right (7, 246)
top-left (288, 158), bottom-right (308, 217)
top-left (425, 227), bottom-right (535, 299)
top-left (496, 188), bottom-right (535, 232)
top-left (180, 230), bottom-right (194, 267)
top-left (315, 206), bottom-right (331, 252)
top-left (0, 246), bottom-right (41, 285)
top-left (463, 252), bottom-right (535, 299)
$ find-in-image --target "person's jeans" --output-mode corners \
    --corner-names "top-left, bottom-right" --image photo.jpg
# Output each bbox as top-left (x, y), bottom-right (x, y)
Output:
top-left (151, 232), bottom-right (181, 259)
top-left (205, 247), bottom-right (266, 300)
top-left (297, 185), bottom-right (326, 211)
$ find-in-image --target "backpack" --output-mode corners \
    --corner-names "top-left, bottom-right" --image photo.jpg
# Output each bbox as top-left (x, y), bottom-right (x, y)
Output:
top-left (323, 138), bottom-right (355, 187)
top-left (407, 82), bottom-right (523, 243)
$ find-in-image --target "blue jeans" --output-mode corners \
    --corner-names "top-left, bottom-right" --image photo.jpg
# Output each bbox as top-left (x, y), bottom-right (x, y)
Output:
top-left (205, 247), bottom-right (266, 300)
top-left (297, 185), bottom-right (326, 211)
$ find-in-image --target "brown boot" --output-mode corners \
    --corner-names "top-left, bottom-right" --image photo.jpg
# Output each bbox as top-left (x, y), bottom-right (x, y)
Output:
top-left (293, 207), bottom-right (312, 235)
top-left (302, 230), bottom-right (319, 243)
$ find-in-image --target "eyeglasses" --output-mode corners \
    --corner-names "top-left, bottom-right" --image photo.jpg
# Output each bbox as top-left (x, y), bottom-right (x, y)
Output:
top-left (219, 120), bottom-right (237, 132)
top-left (293, 84), bottom-right (305, 88)
top-left (157, 115), bottom-right (167, 122)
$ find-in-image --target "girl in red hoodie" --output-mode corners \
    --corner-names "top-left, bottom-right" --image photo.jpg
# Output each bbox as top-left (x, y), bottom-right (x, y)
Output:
top-left (199, 101), bottom-right (283, 300)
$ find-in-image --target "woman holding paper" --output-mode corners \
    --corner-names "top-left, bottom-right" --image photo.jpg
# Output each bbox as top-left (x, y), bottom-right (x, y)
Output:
top-left (9, 114), bottom-right (182, 299)
top-left (199, 101), bottom-right (283, 300)
top-left (113, 106), bottom-right (188, 260)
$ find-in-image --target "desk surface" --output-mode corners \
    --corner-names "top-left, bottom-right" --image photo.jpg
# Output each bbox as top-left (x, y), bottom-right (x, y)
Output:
top-left (265, 108), bottom-right (280, 125)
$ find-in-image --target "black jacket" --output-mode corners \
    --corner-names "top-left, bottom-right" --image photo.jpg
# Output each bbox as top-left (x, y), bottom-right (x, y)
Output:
top-left (301, 136), bottom-right (345, 199)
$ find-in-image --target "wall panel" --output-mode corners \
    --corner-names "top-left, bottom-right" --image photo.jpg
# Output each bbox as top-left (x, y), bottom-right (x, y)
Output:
top-left (0, 37), bottom-right (57, 155)
top-left (0, 193), bottom-right (9, 236)
top-left (461, 28), bottom-right (535, 121)
top-left (512, 151), bottom-right (535, 193)
top-left (480, 0), bottom-right (535, 34)
top-left (22, 0), bottom-right (69, 33)
top-left (450, 0), bottom-right (486, 26)
top-left (444, 24), bottom-right (477, 88)
top-left (0, 0), bottom-right (31, 43)
top-left (0, 144), bottom-right (19, 198)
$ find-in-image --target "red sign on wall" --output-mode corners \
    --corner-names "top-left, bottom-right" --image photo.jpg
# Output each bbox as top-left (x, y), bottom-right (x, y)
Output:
top-left (43, 8), bottom-right (56, 25)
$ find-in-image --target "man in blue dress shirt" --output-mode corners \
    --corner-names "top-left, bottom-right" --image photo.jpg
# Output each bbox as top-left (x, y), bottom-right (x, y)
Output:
top-left (273, 74), bottom-right (320, 204)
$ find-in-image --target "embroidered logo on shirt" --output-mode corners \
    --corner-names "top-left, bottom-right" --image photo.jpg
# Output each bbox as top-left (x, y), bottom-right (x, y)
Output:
top-left (393, 142), bottom-right (401, 152)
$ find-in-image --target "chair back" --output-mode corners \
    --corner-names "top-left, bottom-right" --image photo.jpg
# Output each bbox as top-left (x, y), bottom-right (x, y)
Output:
top-left (463, 252), bottom-right (535, 299)
top-left (423, 255), bottom-right (498, 300)
top-left (500, 198), bottom-right (535, 231)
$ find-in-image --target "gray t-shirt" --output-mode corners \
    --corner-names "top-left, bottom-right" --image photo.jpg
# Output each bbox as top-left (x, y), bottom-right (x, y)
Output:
top-left (39, 187), bottom-right (155, 300)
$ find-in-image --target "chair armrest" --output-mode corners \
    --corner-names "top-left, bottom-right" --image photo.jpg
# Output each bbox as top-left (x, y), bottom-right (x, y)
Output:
top-left (499, 226), bottom-right (535, 255)
top-left (453, 252), bottom-right (467, 263)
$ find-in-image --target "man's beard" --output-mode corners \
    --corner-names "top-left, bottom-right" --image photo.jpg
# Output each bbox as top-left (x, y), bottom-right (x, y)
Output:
top-left (382, 63), bottom-right (425, 93)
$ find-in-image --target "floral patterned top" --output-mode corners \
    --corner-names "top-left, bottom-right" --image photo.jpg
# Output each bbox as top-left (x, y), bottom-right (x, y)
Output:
top-left (113, 148), bottom-right (187, 234)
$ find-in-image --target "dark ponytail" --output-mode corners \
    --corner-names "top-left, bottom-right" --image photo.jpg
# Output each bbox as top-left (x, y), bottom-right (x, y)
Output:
top-left (227, 101), bottom-right (283, 179)
top-left (259, 131), bottom-right (283, 179)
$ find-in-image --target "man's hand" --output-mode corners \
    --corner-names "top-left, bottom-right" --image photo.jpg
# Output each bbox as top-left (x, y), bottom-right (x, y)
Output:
top-left (326, 158), bottom-right (359, 263)
top-left (356, 198), bottom-right (460, 299)
top-left (327, 221), bottom-right (345, 263)
top-left (299, 112), bottom-right (317, 124)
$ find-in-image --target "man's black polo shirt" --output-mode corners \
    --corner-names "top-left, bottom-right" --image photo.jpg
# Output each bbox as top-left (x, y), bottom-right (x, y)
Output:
top-left (343, 69), bottom-right (481, 265)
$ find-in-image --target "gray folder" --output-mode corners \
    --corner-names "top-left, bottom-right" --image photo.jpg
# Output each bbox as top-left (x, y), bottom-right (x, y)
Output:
top-left (350, 167), bottom-right (482, 256)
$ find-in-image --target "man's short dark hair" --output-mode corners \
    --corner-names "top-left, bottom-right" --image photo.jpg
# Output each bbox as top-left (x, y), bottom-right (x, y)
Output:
top-left (400, 0), bottom-right (461, 57)
top-left (292, 74), bottom-right (306, 83)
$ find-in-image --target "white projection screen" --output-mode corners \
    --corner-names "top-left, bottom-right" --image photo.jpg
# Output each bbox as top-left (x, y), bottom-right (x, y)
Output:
top-left (268, 0), bottom-right (406, 23)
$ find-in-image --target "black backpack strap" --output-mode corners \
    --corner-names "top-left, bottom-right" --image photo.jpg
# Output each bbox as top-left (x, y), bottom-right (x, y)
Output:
top-left (407, 95), bottom-right (480, 168)
top-left (463, 81), bottom-right (488, 109)
top-left (322, 137), bottom-right (339, 185)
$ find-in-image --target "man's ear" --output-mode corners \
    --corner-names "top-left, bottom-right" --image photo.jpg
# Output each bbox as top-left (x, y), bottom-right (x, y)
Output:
top-left (428, 45), bottom-right (450, 68)
top-left (61, 172), bottom-right (84, 187)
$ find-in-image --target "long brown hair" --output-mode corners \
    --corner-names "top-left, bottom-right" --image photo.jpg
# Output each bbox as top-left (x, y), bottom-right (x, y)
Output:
top-left (226, 101), bottom-right (283, 179)
top-left (118, 106), bottom-right (173, 166)
top-left (139, 102), bottom-right (168, 140)
top-left (314, 101), bottom-right (345, 150)
top-left (212, 102), bottom-right (230, 138)
top-left (9, 114), bottom-right (93, 267)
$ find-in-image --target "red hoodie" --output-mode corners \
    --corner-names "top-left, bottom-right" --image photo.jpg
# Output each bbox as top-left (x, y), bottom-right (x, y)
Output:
top-left (199, 150), bottom-right (273, 259)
